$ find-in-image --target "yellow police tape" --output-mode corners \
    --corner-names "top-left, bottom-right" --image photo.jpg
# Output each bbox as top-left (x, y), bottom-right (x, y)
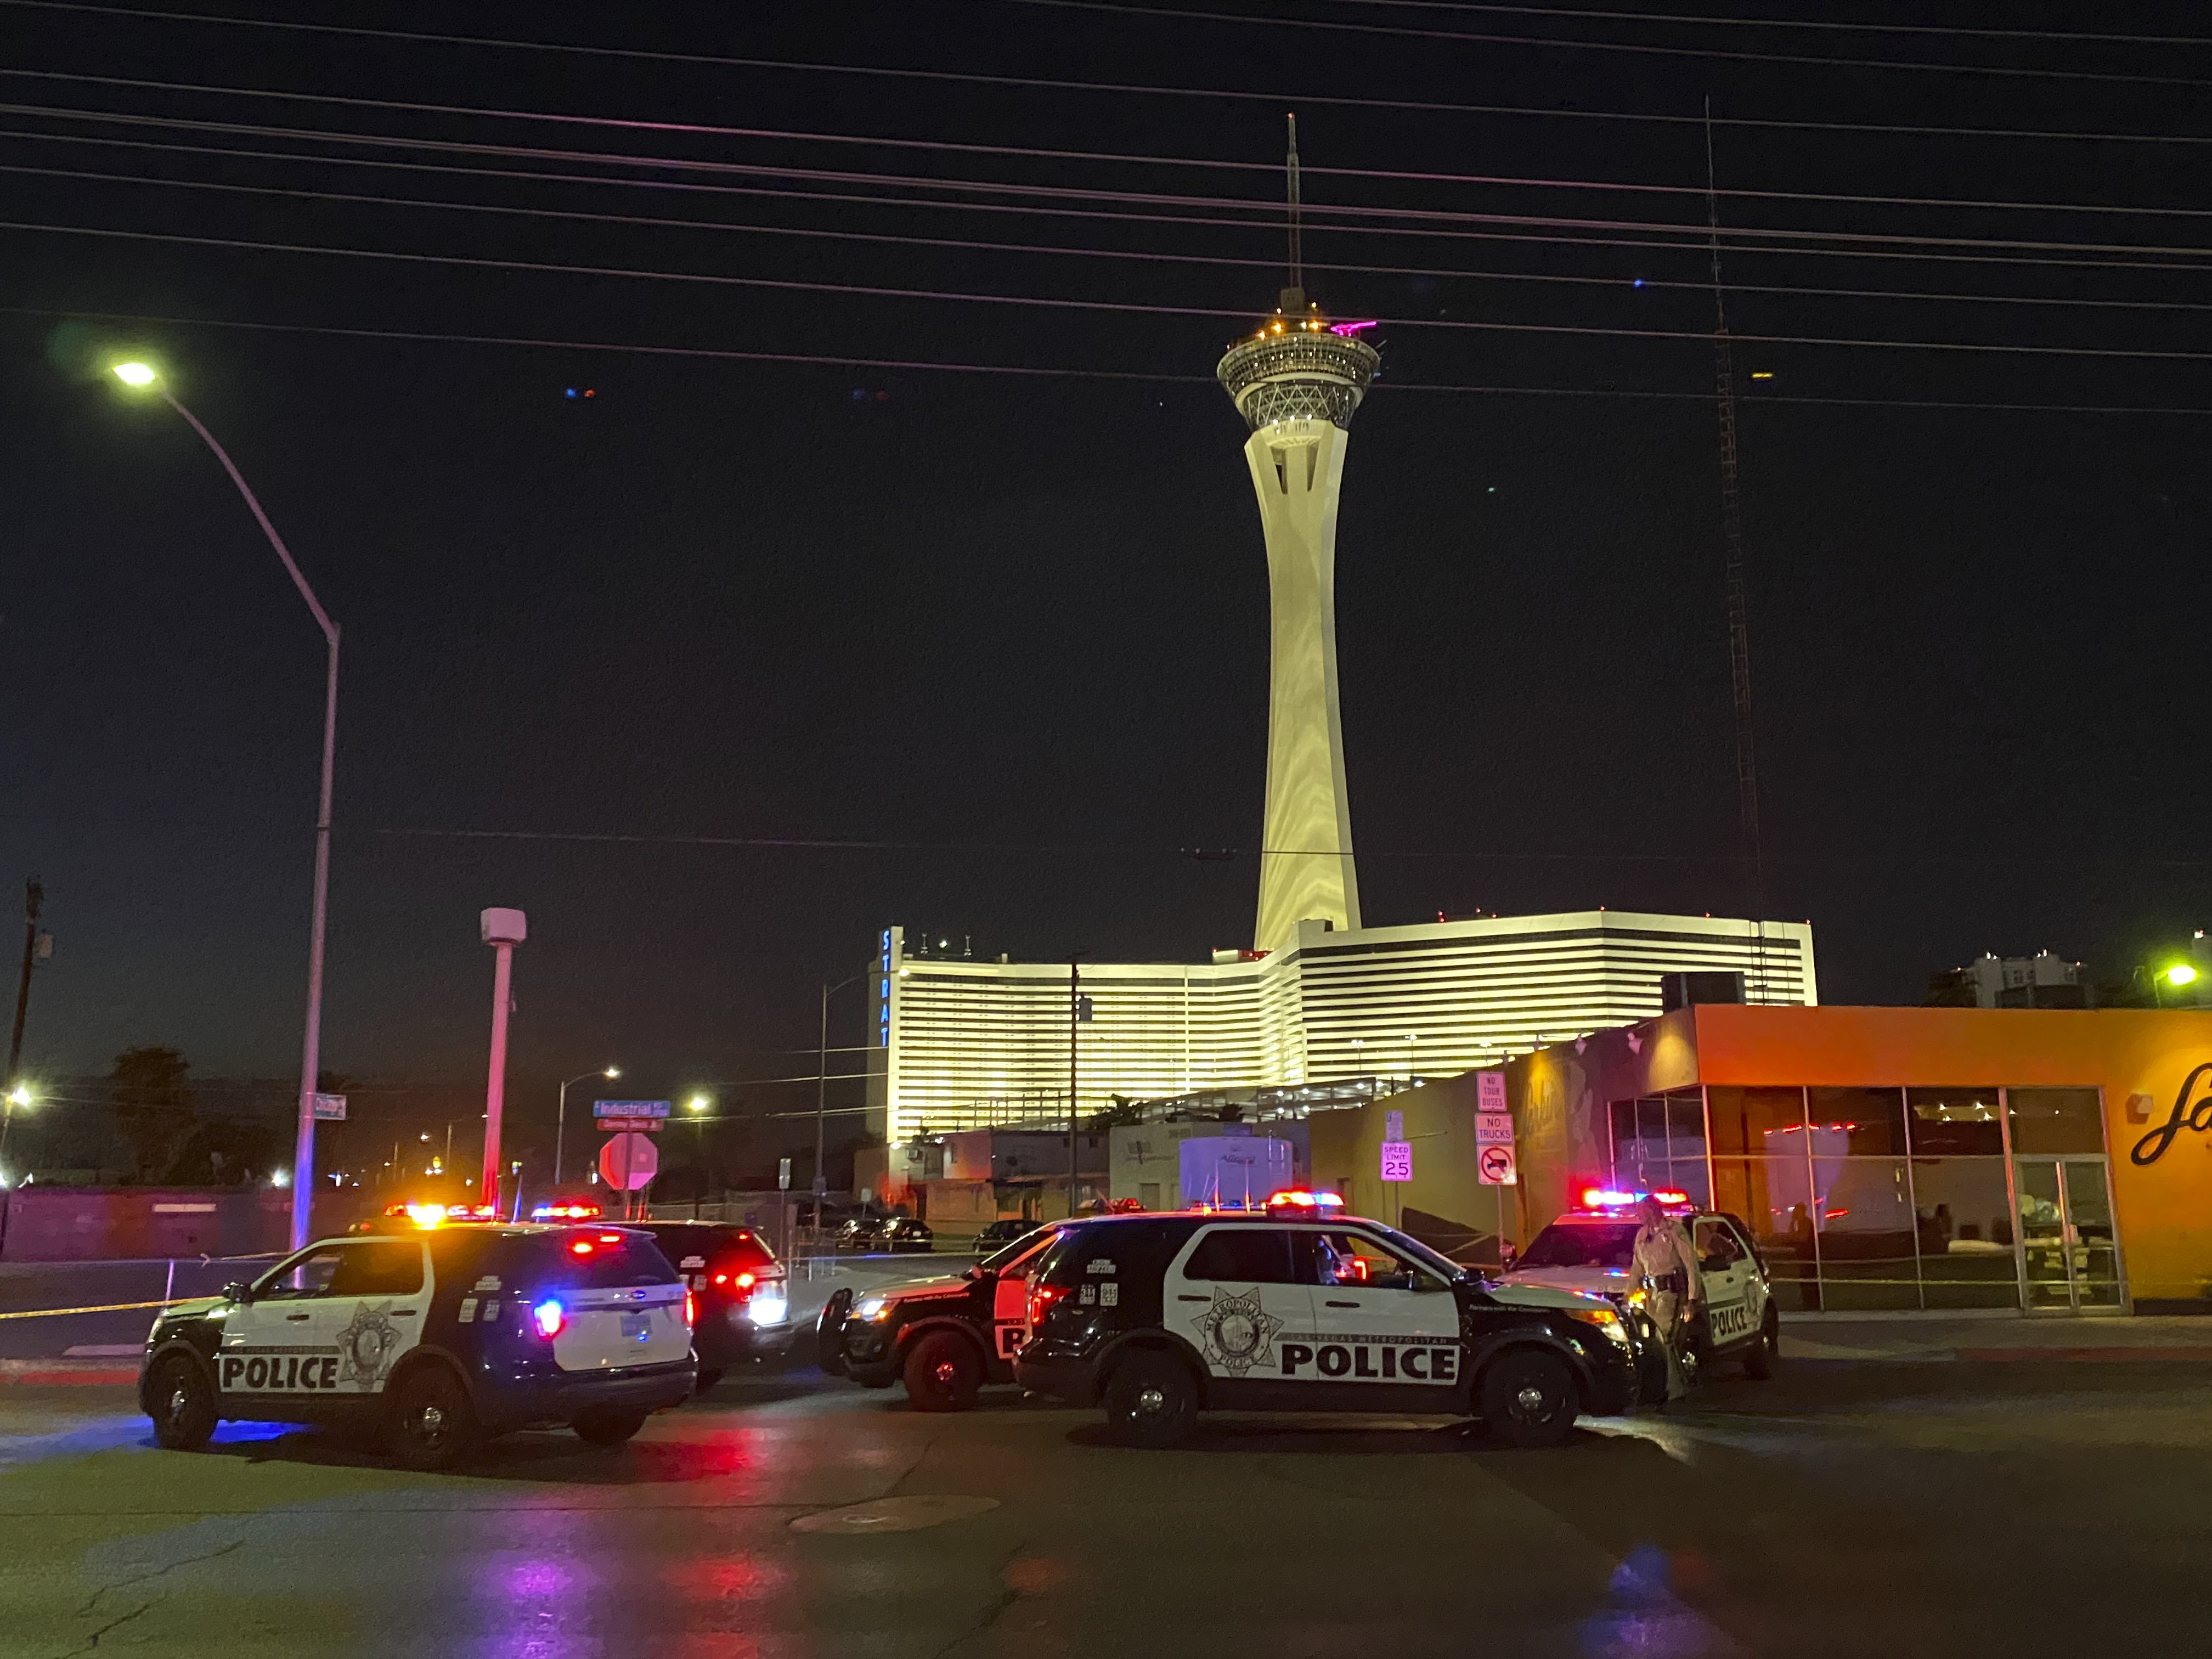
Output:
top-left (0, 1298), bottom-right (177, 1322)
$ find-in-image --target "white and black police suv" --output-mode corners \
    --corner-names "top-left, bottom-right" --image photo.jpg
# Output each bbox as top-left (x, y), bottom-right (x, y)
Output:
top-left (1499, 1189), bottom-right (1780, 1382)
top-left (139, 1224), bottom-right (696, 1470)
top-left (816, 1222), bottom-right (1079, 1410)
top-left (1012, 1193), bottom-right (1649, 1448)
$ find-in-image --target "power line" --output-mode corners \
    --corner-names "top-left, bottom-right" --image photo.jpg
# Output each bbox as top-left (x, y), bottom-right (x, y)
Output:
top-left (13, 303), bottom-right (2212, 417)
top-left (13, 69), bottom-right (2212, 225)
top-left (25, 156), bottom-right (2212, 318)
top-left (14, 101), bottom-right (2212, 266)
top-left (18, 123), bottom-right (2212, 281)
top-left (4, 1), bottom-right (2210, 148)
top-left (1322, 0), bottom-right (2212, 49)
top-left (1002, 0), bottom-right (2212, 87)
top-left (15, 214), bottom-right (2212, 363)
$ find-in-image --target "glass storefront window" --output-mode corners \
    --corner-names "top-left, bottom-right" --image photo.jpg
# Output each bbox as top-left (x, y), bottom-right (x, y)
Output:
top-left (2006, 1088), bottom-right (2106, 1156)
top-left (1708, 1086), bottom-right (1808, 1155)
top-left (1666, 1092), bottom-right (1708, 1161)
top-left (1810, 1156), bottom-right (1918, 1310)
top-left (1809, 1086), bottom-right (1907, 1157)
top-left (1906, 1087), bottom-right (2004, 1157)
top-left (1910, 1159), bottom-right (2019, 1309)
top-left (1657, 1160), bottom-right (1711, 1209)
top-left (1712, 1156), bottom-right (1820, 1312)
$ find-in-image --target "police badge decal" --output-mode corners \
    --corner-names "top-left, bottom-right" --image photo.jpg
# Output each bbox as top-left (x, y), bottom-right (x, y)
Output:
top-left (335, 1300), bottom-right (404, 1387)
top-left (1194, 1285), bottom-right (1283, 1376)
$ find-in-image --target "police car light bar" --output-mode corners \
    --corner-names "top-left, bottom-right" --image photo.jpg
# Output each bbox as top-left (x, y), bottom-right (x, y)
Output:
top-left (1578, 1187), bottom-right (1692, 1210)
top-left (1265, 1189), bottom-right (1345, 1213)
top-left (531, 1202), bottom-right (603, 1221)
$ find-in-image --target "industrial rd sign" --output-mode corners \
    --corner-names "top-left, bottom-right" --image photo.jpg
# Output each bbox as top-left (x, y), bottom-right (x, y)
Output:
top-left (309, 1093), bottom-right (347, 1121)
top-left (600, 1131), bottom-right (659, 1192)
top-left (1380, 1141), bottom-right (1413, 1182)
top-left (594, 1099), bottom-right (669, 1133)
top-left (1478, 1144), bottom-right (1517, 1187)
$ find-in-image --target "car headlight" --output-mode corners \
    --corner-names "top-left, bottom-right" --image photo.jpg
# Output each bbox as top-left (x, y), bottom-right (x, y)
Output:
top-left (854, 1296), bottom-right (889, 1322)
top-left (1566, 1306), bottom-right (1633, 1345)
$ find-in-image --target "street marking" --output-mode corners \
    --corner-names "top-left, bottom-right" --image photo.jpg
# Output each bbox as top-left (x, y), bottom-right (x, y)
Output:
top-left (62, 1345), bottom-right (144, 1357)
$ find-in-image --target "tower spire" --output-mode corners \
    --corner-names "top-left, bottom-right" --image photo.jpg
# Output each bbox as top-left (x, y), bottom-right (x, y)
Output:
top-left (1282, 112), bottom-right (1305, 311)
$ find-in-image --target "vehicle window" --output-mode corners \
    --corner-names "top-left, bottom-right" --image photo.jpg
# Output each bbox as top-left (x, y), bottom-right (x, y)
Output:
top-left (547, 1232), bottom-right (681, 1289)
top-left (254, 1246), bottom-right (346, 1300)
top-left (1183, 1227), bottom-right (1297, 1284)
top-left (980, 1227), bottom-right (1056, 1276)
top-left (326, 1241), bottom-right (425, 1297)
top-left (1515, 1222), bottom-right (1641, 1271)
top-left (1303, 1231), bottom-right (1446, 1293)
top-left (1694, 1220), bottom-right (1746, 1269)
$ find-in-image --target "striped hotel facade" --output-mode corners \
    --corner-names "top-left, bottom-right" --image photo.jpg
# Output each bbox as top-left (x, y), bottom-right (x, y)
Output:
top-left (867, 912), bottom-right (1816, 1142)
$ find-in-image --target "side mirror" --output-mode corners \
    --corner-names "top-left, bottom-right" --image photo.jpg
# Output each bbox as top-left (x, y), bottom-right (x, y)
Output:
top-left (222, 1280), bottom-right (251, 1304)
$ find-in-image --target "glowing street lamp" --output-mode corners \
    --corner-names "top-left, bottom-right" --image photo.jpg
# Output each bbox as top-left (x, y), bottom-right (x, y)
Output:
top-left (2166, 964), bottom-right (2198, 989)
top-left (0, 1083), bottom-right (32, 1186)
top-left (111, 358), bottom-right (340, 1253)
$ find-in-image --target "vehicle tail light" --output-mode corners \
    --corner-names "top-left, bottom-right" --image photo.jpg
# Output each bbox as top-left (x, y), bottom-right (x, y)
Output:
top-left (684, 1290), bottom-right (697, 1328)
top-left (569, 1239), bottom-right (595, 1256)
top-left (1028, 1282), bottom-right (1068, 1325)
top-left (532, 1299), bottom-right (566, 1339)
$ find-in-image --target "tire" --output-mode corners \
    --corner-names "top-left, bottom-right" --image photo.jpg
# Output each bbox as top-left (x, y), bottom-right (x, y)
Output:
top-left (1478, 1350), bottom-right (1579, 1449)
top-left (1101, 1351), bottom-right (1198, 1449)
top-left (573, 1408), bottom-right (648, 1447)
top-left (1743, 1307), bottom-right (1779, 1380)
top-left (902, 1330), bottom-right (983, 1412)
top-left (695, 1368), bottom-right (726, 1394)
top-left (146, 1352), bottom-right (217, 1452)
top-left (387, 1364), bottom-right (483, 1472)
top-left (815, 1286), bottom-right (853, 1377)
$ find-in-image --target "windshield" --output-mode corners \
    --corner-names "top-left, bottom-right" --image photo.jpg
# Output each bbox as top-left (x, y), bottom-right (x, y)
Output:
top-left (1516, 1221), bottom-right (1640, 1271)
top-left (978, 1226), bottom-right (1057, 1276)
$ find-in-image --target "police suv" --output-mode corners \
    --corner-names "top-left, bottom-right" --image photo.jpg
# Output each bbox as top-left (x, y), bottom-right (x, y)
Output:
top-left (1499, 1190), bottom-right (1779, 1381)
top-left (817, 1223), bottom-right (1074, 1410)
top-left (1012, 1194), bottom-right (1647, 1448)
top-left (139, 1224), bottom-right (696, 1470)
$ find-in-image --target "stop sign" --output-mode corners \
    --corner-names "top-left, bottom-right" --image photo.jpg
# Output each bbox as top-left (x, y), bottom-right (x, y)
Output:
top-left (599, 1131), bottom-right (658, 1192)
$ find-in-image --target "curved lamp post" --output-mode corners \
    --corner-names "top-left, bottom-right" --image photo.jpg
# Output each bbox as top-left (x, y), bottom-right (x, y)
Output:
top-left (555, 1066), bottom-right (620, 1187)
top-left (112, 361), bottom-right (339, 1252)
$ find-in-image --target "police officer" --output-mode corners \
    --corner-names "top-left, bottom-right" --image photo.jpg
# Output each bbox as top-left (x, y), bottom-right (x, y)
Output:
top-left (1633, 1194), bottom-right (1701, 1400)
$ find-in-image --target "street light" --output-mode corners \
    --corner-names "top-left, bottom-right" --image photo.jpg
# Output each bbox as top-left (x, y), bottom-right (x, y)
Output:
top-left (0, 1084), bottom-right (31, 1184)
top-left (111, 359), bottom-right (340, 1254)
top-left (554, 1066), bottom-right (619, 1186)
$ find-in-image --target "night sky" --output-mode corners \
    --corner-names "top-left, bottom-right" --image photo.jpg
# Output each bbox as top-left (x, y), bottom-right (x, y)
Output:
top-left (4, 2), bottom-right (2210, 1152)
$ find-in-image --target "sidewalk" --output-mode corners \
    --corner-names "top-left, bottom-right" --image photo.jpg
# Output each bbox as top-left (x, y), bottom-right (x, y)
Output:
top-left (1782, 1313), bottom-right (2212, 1363)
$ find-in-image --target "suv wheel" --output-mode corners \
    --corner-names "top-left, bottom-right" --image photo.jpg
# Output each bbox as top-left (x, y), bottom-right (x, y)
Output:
top-left (388, 1364), bottom-right (482, 1472)
top-left (1743, 1307), bottom-right (1780, 1380)
top-left (1479, 1350), bottom-right (1578, 1449)
top-left (815, 1287), bottom-right (853, 1377)
top-left (1102, 1351), bottom-right (1198, 1449)
top-left (147, 1352), bottom-right (217, 1452)
top-left (903, 1330), bottom-right (983, 1412)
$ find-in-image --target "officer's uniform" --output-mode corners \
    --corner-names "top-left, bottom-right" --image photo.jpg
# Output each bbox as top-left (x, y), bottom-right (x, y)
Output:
top-left (1633, 1209), bottom-right (1701, 1398)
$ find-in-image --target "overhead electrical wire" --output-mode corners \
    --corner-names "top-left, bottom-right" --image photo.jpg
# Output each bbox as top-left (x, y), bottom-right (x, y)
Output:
top-left (16, 214), bottom-right (2212, 363)
top-left (4, 0), bottom-right (2210, 148)
top-left (10, 101), bottom-right (2212, 266)
top-left (1001, 0), bottom-right (2212, 88)
top-left (13, 297), bottom-right (2212, 418)
top-left (21, 156), bottom-right (2212, 318)
top-left (9, 69), bottom-right (2212, 225)
top-left (1322, 0), bottom-right (2212, 49)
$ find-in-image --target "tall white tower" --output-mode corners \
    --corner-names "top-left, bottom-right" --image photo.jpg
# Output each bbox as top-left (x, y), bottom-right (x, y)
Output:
top-left (1218, 117), bottom-right (1381, 953)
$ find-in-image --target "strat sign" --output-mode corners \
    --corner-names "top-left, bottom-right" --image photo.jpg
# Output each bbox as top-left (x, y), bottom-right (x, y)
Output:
top-left (2131, 1063), bottom-right (2212, 1166)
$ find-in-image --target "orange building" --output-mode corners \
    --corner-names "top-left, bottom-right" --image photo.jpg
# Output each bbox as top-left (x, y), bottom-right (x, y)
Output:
top-left (1311, 1004), bottom-right (2212, 1316)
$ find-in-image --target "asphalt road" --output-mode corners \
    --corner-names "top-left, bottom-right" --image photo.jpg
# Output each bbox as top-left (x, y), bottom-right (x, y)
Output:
top-left (1, 1353), bottom-right (2207, 1657)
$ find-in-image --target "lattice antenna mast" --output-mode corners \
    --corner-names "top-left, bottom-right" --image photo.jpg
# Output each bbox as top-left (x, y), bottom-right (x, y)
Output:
top-left (1705, 98), bottom-right (1769, 983)
top-left (1283, 112), bottom-right (1305, 309)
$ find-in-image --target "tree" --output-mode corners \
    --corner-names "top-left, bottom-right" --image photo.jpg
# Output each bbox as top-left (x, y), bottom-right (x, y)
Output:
top-left (110, 1046), bottom-right (198, 1183)
top-left (1084, 1096), bottom-right (1146, 1132)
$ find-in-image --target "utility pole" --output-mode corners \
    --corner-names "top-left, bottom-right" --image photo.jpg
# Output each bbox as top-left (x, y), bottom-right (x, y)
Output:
top-left (1068, 957), bottom-right (1080, 1215)
top-left (7, 880), bottom-right (43, 1090)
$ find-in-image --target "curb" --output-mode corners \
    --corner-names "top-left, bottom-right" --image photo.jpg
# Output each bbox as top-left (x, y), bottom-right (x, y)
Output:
top-left (0, 1360), bottom-right (137, 1386)
top-left (1955, 1346), bottom-right (2212, 1363)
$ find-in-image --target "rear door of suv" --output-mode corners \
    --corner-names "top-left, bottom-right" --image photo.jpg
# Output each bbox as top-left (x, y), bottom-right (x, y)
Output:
top-left (1162, 1224), bottom-right (1312, 1401)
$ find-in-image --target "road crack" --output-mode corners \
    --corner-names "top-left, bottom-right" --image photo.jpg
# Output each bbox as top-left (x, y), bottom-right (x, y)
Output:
top-left (70, 1533), bottom-right (246, 1632)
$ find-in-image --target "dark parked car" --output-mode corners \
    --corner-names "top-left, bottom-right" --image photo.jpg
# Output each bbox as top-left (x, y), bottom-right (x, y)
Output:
top-left (973, 1218), bottom-right (1042, 1254)
top-left (627, 1220), bottom-right (792, 1389)
top-left (836, 1215), bottom-right (935, 1254)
